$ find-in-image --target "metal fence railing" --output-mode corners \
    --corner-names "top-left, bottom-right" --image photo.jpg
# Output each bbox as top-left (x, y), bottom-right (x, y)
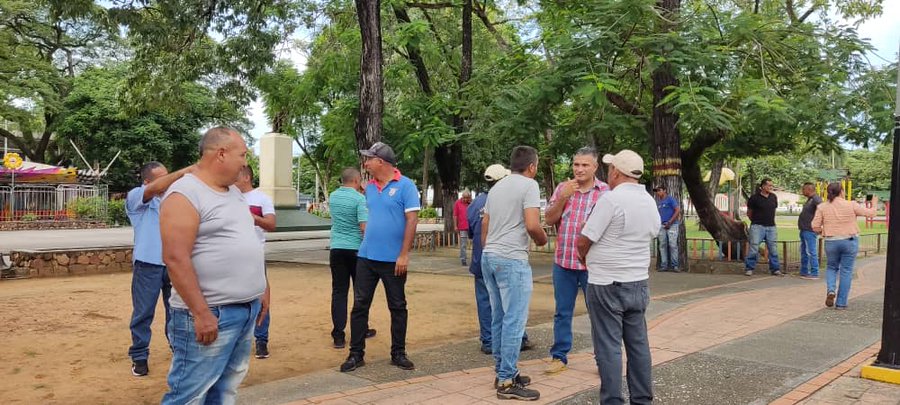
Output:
top-left (0, 184), bottom-right (108, 221)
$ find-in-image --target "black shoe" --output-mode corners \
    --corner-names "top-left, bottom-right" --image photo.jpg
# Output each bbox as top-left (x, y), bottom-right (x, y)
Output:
top-left (340, 355), bottom-right (365, 372)
top-left (480, 344), bottom-right (492, 354)
top-left (131, 360), bottom-right (148, 377)
top-left (462, 260), bottom-right (467, 266)
top-left (365, 328), bottom-right (377, 338)
top-left (494, 374), bottom-right (531, 389)
top-left (497, 380), bottom-right (540, 401)
top-left (391, 354), bottom-right (415, 370)
top-left (520, 338), bottom-right (533, 351)
top-left (333, 335), bottom-right (346, 349)
top-left (255, 342), bottom-right (270, 359)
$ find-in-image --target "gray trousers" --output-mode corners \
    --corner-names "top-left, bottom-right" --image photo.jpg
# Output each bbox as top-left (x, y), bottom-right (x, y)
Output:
top-left (586, 280), bottom-right (653, 405)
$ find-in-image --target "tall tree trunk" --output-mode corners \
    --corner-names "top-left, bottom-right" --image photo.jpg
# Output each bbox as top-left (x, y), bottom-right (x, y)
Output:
top-left (698, 159), bottom-right (724, 232)
top-left (682, 132), bottom-right (747, 241)
top-left (651, 0), bottom-right (687, 270)
top-left (421, 146), bottom-right (430, 206)
top-left (354, 0), bottom-right (383, 152)
top-left (541, 128), bottom-right (556, 202)
top-left (437, 0), bottom-right (471, 232)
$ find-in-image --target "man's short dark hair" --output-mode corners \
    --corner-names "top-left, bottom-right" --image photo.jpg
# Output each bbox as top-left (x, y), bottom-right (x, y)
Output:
top-left (759, 178), bottom-right (772, 190)
top-left (802, 182), bottom-right (814, 188)
top-left (574, 146), bottom-right (597, 160)
top-left (510, 146), bottom-right (538, 173)
top-left (140, 161), bottom-right (164, 183)
top-left (341, 167), bottom-right (361, 184)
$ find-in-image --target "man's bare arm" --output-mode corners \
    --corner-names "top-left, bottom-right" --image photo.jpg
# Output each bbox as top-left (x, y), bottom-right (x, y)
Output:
top-left (576, 235), bottom-right (592, 264)
top-left (359, 222), bottom-right (367, 235)
top-left (254, 213), bottom-right (276, 232)
top-left (481, 213), bottom-right (490, 246)
top-left (161, 193), bottom-right (217, 345)
top-left (395, 212), bottom-right (418, 276)
top-left (143, 165), bottom-right (195, 203)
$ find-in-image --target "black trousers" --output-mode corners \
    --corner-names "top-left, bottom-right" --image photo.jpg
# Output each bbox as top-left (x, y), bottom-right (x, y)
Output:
top-left (330, 249), bottom-right (359, 339)
top-left (350, 257), bottom-right (408, 357)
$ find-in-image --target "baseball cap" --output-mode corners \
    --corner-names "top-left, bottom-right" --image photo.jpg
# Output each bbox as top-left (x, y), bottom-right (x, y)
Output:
top-left (602, 150), bottom-right (644, 179)
top-left (484, 164), bottom-right (511, 182)
top-left (359, 142), bottom-right (396, 165)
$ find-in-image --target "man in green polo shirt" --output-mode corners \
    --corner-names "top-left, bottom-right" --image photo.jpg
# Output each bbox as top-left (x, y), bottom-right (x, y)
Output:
top-left (328, 168), bottom-right (375, 349)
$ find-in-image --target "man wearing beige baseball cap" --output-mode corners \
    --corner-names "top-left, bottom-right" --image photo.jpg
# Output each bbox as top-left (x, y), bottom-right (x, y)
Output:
top-left (577, 149), bottom-right (661, 404)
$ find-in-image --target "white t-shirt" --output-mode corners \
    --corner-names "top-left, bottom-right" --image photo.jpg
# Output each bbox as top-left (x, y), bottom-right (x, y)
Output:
top-left (243, 189), bottom-right (276, 244)
top-left (580, 182), bottom-right (661, 285)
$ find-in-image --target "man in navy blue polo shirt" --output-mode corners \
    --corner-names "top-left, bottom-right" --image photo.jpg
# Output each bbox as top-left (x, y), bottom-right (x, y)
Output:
top-left (125, 161), bottom-right (194, 377)
top-left (340, 142), bottom-right (420, 372)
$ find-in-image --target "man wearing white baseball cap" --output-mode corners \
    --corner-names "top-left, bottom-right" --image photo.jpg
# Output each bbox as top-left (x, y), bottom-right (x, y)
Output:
top-left (577, 149), bottom-right (660, 405)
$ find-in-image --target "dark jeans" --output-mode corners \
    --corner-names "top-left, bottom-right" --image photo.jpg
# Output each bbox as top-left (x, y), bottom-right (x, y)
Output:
top-left (586, 280), bottom-right (653, 405)
top-left (128, 260), bottom-right (172, 361)
top-left (254, 312), bottom-right (270, 344)
top-left (330, 249), bottom-right (359, 340)
top-left (350, 257), bottom-right (408, 358)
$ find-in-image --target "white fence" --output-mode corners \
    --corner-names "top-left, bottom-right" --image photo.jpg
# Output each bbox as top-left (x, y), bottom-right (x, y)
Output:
top-left (0, 184), bottom-right (108, 221)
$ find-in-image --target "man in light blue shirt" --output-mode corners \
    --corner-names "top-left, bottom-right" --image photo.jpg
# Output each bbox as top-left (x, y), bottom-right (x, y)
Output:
top-left (125, 161), bottom-right (193, 377)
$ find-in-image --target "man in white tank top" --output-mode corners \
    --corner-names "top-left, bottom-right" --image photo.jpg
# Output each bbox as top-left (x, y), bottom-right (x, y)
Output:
top-left (159, 127), bottom-right (269, 404)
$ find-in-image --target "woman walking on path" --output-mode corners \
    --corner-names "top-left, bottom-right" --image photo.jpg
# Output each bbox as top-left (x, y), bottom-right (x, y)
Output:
top-left (811, 182), bottom-right (877, 310)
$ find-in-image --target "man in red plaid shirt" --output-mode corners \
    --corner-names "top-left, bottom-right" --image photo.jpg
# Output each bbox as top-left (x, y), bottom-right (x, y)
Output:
top-left (543, 147), bottom-right (609, 374)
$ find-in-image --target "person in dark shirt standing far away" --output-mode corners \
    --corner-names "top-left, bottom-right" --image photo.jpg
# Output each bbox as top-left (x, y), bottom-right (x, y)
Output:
top-left (235, 165), bottom-right (276, 359)
top-left (745, 178), bottom-right (781, 276)
top-left (328, 168), bottom-right (377, 349)
top-left (340, 142), bottom-right (420, 373)
top-left (798, 182), bottom-right (822, 280)
top-left (125, 161), bottom-right (194, 377)
top-left (481, 145), bottom-right (548, 401)
top-left (454, 190), bottom-right (472, 266)
top-left (654, 184), bottom-right (682, 272)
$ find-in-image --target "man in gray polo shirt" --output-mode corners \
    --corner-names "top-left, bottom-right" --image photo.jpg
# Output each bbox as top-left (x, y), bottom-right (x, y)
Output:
top-left (577, 149), bottom-right (660, 405)
top-left (159, 127), bottom-right (269, 404)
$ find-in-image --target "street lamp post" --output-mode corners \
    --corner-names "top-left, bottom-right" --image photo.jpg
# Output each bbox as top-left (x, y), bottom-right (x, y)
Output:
top-left (863, 43), bottom-right (900, 383)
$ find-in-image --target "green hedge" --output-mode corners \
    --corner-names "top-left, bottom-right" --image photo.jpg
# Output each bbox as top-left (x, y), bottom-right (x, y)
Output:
top-left (108, 199), bottom-right (128, 225)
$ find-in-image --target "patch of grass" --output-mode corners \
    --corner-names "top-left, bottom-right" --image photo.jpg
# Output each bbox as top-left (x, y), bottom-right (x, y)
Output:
top-left (682, 217), bottom-right (887, 241)
top-left (11, 367), bottom-right (21, 375)
top-left (23, 350), bottom-right (38, 357)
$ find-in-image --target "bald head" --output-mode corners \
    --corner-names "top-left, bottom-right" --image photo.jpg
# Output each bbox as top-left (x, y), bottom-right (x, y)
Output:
top-left (199, 127), bottom-right (241, 155)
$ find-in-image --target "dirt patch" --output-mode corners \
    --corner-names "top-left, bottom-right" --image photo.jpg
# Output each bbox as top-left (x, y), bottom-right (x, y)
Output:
top-left (0, 263), bottom-right (569, 404)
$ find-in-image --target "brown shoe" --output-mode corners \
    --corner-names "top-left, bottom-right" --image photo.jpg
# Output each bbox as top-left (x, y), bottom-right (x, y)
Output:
top-left (825, 291), bottom-right (836, 308)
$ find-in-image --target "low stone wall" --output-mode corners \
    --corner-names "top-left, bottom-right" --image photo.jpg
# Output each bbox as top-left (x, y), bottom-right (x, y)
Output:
top-left (0, 220), bottom-right (109, 232)
top-left (7, 247), bottom-right (132, 278)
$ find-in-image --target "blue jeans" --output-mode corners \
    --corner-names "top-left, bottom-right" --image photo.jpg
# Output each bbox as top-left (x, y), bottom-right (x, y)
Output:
top-left (550, 264), bottom-right (588, 363)
top-left (745, 224), bottom-right (780, 272)
top-left (586, 280), bottom-right (652, 405)
top-left (799, 230), bottom-right (820, 277)
top-left (253, 313), bottom-right (269, 344)
top-left (825, 238), bottom-right (859, 308)
top-left (475, 274), bottom-right (529, 348)
top-left (657, 223), bottom-right (680, 269)
top-left (162, 299), bottom-right (261, 405)
top-left (128, 260), bottom-right (172, 361)
top-left (482, 252), bottom-right (532, 382)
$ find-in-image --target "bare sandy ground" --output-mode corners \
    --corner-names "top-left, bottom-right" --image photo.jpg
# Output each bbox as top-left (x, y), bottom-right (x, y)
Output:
top-left (0, 263), bottom-right (566, 404)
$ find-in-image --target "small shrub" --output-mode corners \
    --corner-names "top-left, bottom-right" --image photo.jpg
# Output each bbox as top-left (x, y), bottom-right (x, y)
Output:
top-left (107, 199), bottom-right (127, 225)
top-left (418, 206), bottom-right (438, 219)
top-left (21, 213), bottom-right (38, 221)
top-left (66, 197), bottom-right (105, 220)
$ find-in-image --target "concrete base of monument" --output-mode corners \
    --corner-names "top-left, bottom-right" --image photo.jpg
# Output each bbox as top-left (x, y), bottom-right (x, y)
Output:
top-left (273, 207), bottom-right (332, 232)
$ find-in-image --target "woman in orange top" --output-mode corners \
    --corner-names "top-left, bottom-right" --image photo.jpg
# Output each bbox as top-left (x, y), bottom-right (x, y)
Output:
top-left (811, 182), bottom-right (877, 310)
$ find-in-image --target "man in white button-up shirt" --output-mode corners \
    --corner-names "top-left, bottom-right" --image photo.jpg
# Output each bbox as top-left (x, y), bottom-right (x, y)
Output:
top-left (577, 149), bottom-right (660, 405)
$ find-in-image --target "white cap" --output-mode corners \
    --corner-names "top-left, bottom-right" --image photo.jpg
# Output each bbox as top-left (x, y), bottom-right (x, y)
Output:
top-left (484, 164), bottom-right (511, 182)
top-left (602, 150), bottom-right (644, 179)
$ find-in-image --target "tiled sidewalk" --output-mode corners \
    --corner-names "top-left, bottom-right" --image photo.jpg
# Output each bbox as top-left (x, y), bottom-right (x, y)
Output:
top-left (283, 260), bottom-right (890, 405)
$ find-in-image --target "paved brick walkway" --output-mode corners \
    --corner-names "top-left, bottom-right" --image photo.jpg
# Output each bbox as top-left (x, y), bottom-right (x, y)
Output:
top-left (277, 259), bottom-right (889, 405)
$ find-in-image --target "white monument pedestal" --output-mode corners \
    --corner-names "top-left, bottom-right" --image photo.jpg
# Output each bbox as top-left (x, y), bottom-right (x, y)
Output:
top-left (258, 132), bottom-right (331, 231)
top-left (258, 132), bottom-right (298, 207)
